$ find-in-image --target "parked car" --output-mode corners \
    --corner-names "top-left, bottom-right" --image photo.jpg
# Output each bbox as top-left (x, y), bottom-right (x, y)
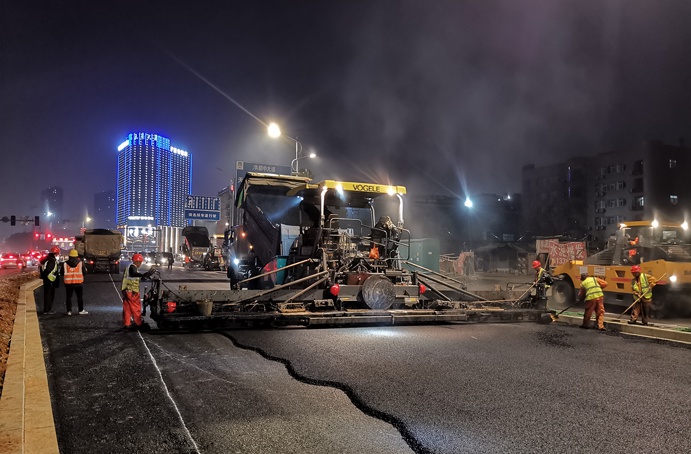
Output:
top-left (1, 252), bottom-right (27, 269)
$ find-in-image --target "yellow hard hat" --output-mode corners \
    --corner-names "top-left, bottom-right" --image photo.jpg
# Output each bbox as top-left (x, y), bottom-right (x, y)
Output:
top-left (69, 249), bottom-right (79, 257)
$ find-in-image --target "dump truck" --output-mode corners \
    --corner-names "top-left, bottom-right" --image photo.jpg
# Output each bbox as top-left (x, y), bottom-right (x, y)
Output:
top-left (74, 228), bottom-right (123, 273)
top-left (551, 220), bottom-right (691, 317)
top-left (181, 226), bottom-right (212, 268)
top-left (144, 173), bottom-right (552, 329)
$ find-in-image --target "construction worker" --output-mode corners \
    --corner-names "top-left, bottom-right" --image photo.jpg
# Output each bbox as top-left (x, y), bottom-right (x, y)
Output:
top-left (63, 249), bottom-right (87, 315)
top-left (532, 260), bottom-right (552, 304)
top-left (629, 265), bottom-right (656, 325)
top-left (39, 246), bottom-right (61, 314)
top-left (532, 260), bottom-right (552, 285)
top-left (578, 272), bottom-right (608, 330)
top-left (121, 253), bottom-right (156, 330)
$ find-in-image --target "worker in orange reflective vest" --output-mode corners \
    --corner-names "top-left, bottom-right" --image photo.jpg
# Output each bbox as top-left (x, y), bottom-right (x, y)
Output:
top-left (63, 249), bottom-right (87, 315)
top-left (579, 272), bottom-right (608, 331)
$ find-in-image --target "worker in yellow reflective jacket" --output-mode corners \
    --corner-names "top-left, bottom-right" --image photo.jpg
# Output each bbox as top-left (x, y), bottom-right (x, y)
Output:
top-left (578, 272), bottom-right (608, 331)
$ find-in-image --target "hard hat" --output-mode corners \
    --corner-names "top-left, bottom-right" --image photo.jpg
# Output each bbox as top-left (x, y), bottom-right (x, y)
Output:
top-left (132, 253), bottom-right (144, 262)
top-left (50, 246), bottom-right (60, 254)
top-left (631, 265), bottom-right (641, 273)
top-left (68, 249), bottom-right (79, 257)
top-left (532, 260), bottom-right (541, 269)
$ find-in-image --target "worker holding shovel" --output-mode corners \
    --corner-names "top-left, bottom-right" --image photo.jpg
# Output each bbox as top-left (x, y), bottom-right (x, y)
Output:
top-left (628, 265), bottom-right (657, 325)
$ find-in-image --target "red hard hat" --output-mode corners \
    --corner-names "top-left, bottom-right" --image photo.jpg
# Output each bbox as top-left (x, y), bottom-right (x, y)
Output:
top-left (631, 265), bottom-right (641, 273)
top-left (132, 253), bottom-right (144, 262)
top-left (50, 246), bottom-right (60, 254)
top-left (532, 260), bottom-right (541, 269)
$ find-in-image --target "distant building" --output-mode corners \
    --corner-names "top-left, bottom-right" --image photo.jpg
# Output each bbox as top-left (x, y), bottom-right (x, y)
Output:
top-left (217, 185), bottom-right (233, 237)
top-left (93, 190), bottom-right (116, 228)
top-left (40, 186), bottom-right (64, 222)
top-left (522, 140), bottom-right (691, 247)
top-left (116, 132), bottom-right (192, 251)
top-left (522, 158), bottom-right (589, 239)
top-left (407, 192), bottom-right (522, 253)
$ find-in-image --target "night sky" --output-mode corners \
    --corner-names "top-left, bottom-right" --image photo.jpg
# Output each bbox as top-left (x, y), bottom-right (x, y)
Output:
top-left (3, 0), bottom-right (691, 239)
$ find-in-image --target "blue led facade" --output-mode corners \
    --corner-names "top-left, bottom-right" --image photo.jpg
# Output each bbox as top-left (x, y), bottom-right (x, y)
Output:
top-left (116, 132), bottom-right (191, 228)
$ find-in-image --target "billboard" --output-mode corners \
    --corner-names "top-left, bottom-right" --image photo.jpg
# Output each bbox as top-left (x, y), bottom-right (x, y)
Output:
top-left (185, 195), bottom-right (221, 221)
top-left (235, 161), bottom-right (292, 186)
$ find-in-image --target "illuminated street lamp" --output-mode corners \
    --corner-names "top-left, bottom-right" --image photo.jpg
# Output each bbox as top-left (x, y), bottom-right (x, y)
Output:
top-left (464, 197), bottom-right (473, 250)
top-left (267, 122), bottom-right (316, 176)
top-left (82, 216), bottom-right (91, 229)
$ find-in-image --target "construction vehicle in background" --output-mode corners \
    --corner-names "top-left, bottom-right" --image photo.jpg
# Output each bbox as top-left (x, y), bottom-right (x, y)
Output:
top-left (181, 226), bottom-right (212, 269)
top-left (143, 172), bottom-right (552, 329)
top-left (551, 220), bottom-right (691, 317)
top-left (74, 228), bottom-right (123, 273)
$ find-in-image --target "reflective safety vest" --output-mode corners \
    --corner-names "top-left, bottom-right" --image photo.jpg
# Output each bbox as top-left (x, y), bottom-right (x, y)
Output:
top-left (42, 259), bottom-right (58, 282)
top-left (581, 277), bottom-right (604, 301)
top-left (121, 265), bottom-right (140, 292)
top-left (63, 261), bottom-right (84, 285)
top-left (632, 273), bottom-right (653, 299)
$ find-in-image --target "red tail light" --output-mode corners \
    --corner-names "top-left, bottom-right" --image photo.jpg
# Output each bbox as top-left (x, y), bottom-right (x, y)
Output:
top-left (165, 302), bottom-right (177, 313)
top-left (418, 284), bottom-right (427, 294)
top-left (329, 283), bottom-right (340, 296)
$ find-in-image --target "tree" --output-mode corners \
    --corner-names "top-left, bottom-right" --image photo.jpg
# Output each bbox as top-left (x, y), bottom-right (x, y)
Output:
top-left (3, 232), bottom-right (35, 252)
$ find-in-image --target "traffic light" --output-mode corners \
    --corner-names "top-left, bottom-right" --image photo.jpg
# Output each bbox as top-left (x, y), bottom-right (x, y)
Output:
top-left (10, 215), bottom-right (15, 226)
top-left (34, 216), bottom-right (40, 226)
top-left (34, 232), bottom-right (40, 239)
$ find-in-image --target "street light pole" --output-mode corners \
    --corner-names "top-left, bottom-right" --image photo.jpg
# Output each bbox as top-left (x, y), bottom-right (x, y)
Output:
top-left (291, 138), bottom-right (302, 176)
top-left (464, 198), bottom-right (473, 251)
top-left (268, 123), bottom-right (316, 176)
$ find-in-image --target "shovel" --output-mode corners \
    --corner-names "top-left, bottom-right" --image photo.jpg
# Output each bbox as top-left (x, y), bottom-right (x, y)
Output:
top-left (550, 297), bottom-right (584, 321)
top-left (618, 272), bottom-right (666, 319)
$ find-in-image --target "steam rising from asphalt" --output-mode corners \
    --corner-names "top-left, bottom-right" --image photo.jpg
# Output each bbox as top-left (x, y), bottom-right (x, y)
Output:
top-left (4, 0), bottom-right (691, 240)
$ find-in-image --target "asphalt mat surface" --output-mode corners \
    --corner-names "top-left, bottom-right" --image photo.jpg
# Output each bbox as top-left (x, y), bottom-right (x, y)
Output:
top-left (33, 270), bottom-right (691, 454)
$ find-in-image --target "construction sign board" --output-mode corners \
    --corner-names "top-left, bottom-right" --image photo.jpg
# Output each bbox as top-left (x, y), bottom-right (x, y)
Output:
top-left (536, 239), bottom-right (586, 267)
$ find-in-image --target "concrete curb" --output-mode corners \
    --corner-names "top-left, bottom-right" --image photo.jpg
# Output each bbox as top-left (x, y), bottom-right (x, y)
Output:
top-left (555, 313), bottom-right (691, 345)
top-left (0, 279), bottom-right (59, 453)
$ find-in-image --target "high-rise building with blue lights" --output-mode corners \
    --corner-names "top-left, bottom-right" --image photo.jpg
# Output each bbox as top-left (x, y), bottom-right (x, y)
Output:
top-left (116, 132), bottom-right (192, 230)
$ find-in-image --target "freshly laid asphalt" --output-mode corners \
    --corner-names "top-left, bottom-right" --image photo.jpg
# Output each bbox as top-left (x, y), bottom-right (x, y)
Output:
top-left (2, 269), bottom-right (691, 453)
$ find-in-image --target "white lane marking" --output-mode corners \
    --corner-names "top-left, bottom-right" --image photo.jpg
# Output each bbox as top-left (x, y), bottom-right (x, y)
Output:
top-left (109, 274), bottom-right (201, 453)
top-left (139, 332), bottom-right (201, 454)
